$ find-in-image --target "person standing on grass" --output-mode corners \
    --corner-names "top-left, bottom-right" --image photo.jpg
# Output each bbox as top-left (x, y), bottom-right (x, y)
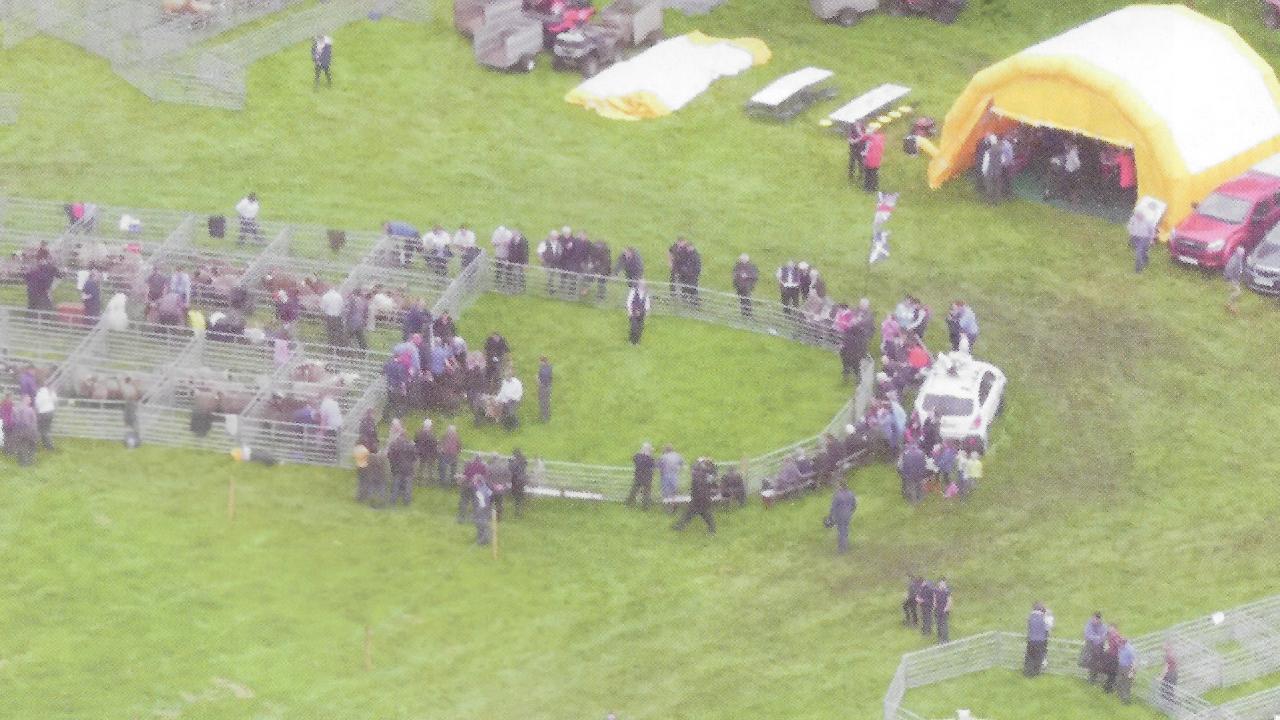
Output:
top-left (626, 281), bottom-right (651, 345)
top-left (657, 443), bottom-right (684, 511)
top-left (847, 121), bottom-right (868, 183)
top-left (472, 474), bottom-right (493, 546)
top-left (614, 246), bottom-right (644, 288)
top-left (903, 574), bottom-right (922, 627)
top-left (312, 35), bottom-right (333, 89)
top-left (509, 448), bottom-right (528, 517)
top-left (862, 128), bottom-right (886, 193)
top-left (933, 579), bottom-right (953, 643)
top-left (386, 420), bottom-right (417, 507)
top-left (1102, 623), bottom-right (1124, 693)
top-left (1082, 611), bottom-right (1106, 683)
top-left (1225, 245), bottom-right (1246, 315)
top-left (440, 425), bottom-right (461, 489)
top-left (320, 285), bottom-right (346, 347)
top-left (1127, 210), bottom-right (1156, 273)
top-left (12, 395), bottom-right (38, 466)
top-left (1115, 637), bottom-right (1137, 704)
top-left (825, 479), bottom-right (857, 554)
top-left (732, 253), bottom-right (758, 318)
top-left (345, 289), bottom-right (370, 351)
top-left (537, 356), bottom-right (553, 423)
top-left (81, 268), bottom-right (102, 320)
top-left (1024, 601), bottom-right (1051, 676)
top-left (1159, 644), bottom-right (1179, 704)
top-left (24, 255), bottom-right (60, 312)
top-left (235, 193), bottom-right (261, 245)
top-left (414, 419), bottom-right (437, 485)
top-left (459, 452), bottom-right (486, 523)
top-left (33, 383), bottom-right (56, 452)
top-left (918, 577), bottom-right (935, 637)
top-left (946, 301), bottom-right (979, 353)
top-left (672, 456), bottom-right (716, 534)
top-left (626, 442), bottom-right (656, 509)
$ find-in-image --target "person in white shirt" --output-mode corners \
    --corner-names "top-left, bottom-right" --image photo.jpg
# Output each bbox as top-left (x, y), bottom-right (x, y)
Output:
top-left (494, 375), bottom-right (524, 429)
top-left (423, 225), bottom-right (451, 275)
top-left (491, 225), bottom-right (513, 289)
top-left (34, 384), bottom-right (57, 451)
top-left (319, 287), bottom-right (345, 347)
top-left (235, 193), bottom-right (261, 245)
top-left (453, 224), bottom-right (477, 249)
top-left (319, 394), bottom-right (343, 460)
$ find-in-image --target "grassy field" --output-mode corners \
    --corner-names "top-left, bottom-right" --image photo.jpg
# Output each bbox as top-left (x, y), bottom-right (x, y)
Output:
top-left (2, 0), bottom-right (1280, 718)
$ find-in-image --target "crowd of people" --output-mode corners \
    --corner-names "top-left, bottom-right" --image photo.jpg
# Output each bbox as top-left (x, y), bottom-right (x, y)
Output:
top-left (0, 369), bottom-right (58, 467)
top-left (903, 575), bottom-right (955, 643)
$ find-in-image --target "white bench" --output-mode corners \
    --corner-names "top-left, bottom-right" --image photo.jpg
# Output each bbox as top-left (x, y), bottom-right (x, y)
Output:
top-left (526, 486), bottom-right (608, 502)
top-left (827, 83), bottom-right (911, 129)
top-left (745, 67), bottom-right (837, 122)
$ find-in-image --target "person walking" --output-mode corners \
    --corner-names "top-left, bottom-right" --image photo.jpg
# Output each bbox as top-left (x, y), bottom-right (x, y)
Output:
top-left (386, 421), bottom-right (417, 506)
top-left (626, 281), bottom-right (651, 345)
top-left (825, 479), bottom-right (857, 554)
top-left (1115, 638), bottom-right (1137, 704)
top-left (1024, 602), bottom-right (1052, 676)
top-left (1127, 210), bottom-right (1156, 273)
top-left (1082, 612), bottom-right (1106, 683)
top-left (537, 356), bottom-right (553, 423)
top-left (672, 456), bottom-right (716, 534)
top-left (933, 579), bottom-right (953, 643)
top-left (903, 575), bottom-right (922, 627)
top-left (439, 425), bottom-right (461, 489)
top-left (311, 35), bottom-right (333, 89)
top-left (732, 254), bottom-right (758, 318)
top-left (1225, 245), bottom-right (1246, 315)
top-left (627, 442), bottom-right (656, 509)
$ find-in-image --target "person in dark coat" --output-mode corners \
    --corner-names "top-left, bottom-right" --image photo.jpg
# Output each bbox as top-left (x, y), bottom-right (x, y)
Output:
top-left (626, 442), bottom-right (656, 509)
top-left (386, 421), bottom-right (417, 506)
top-left (459, 453), bottom-right (487, 523)
top-left (589, 239), bottom-right (612, 301)
top-left (903, 575), bottom-right (922, 627)
top-left (414, 419), bottom-right (437, 485)
top-left (357, 408), bottom-right (379, 454)
top-left (732, 254), bottom-right (758, 318)
top-left (401, 300), bottom-right (429, 341)
top-left (933, 579), bottom-right (953, 643)
top-left (508, 232), bottom-right (529, 292)
top-left (509, 448), bottom-right (528, 517)
top-left (1082, 611), bottom-right (1107, 683)
top-left (626, 281), bottom-right (651, 345)
top-left (472, 475), bottom-right (494, 545)
top-left (81, 269), bottom-right (102, 320)
top-left (898, 443), bottom-right (928, 504)
top-left (918, 578), bottom-right (935, 637)
top-left (1024, 601), bottom-right (1052, 675)
top-left (614, 247), bottom-right (644, 287)
top-left (24, 260), bottom-right (60, 312)
top-left (826, 479), bottom-right (857, 553)
top-left (484, 332), bottom-right (510, 387)
top-left (719, 460), bottom-right (747, 507)
top-left (672, 456), bottom-right (716, 534)
top-left (312, 35), bottom-right (333, 88)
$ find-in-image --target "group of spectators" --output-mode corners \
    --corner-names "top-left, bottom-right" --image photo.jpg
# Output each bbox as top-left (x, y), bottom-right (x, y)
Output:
top-left (351, 414), bottom-right (531, 543)
top-left (0, 370), bottom-right (58, 466)
top-left (903, 575), bottom-right (955, 643)
top-left (625, 444), bottom-right (747, 524)
top-left (384, 221), bottom-right (485, 276)
top-left (1022, 605), bottom-right (1179, 707)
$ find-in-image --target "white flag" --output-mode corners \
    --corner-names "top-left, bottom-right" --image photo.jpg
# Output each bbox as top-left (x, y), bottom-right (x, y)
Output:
top-left (869, 230), bottom-right (890, 265)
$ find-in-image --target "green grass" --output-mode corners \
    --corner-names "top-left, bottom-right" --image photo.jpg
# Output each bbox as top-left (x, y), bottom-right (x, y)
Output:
top-left (411, 293), bottom-right (849, 463)
top-left (1200, 670), bottom-right (1280, 705)
top-left (2, 0), bottom-right (1280, 718)
top-left (905, 670), bottom-right (1160, 720)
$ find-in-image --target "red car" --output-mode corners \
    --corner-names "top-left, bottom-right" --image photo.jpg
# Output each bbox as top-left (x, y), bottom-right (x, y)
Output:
top-left (1169, 165), bottom-right (1280, 269)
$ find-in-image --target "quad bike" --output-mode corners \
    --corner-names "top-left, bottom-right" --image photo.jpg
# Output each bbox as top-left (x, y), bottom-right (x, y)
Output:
top-left (524, 0), bottom-right (596, 47)
top-left (1265, 0), bottom-right (1280, 30)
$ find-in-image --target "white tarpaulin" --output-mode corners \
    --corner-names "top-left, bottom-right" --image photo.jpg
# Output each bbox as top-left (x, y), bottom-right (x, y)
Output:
top-left (1021, 4), bottom-right (1280, 175)
top-left (565, 32), bottom-right (770, 120)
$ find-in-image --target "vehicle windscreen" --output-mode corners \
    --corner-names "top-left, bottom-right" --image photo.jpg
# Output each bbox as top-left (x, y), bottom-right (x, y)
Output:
top-left (1197, 193), bottom-right (1252, 224)
top-left (922, 394), bottom-right (974, 417)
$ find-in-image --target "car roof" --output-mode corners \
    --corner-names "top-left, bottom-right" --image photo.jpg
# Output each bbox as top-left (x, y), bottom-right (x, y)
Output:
top-left (919, 355), bottom-right (1003, 397)
top-left (1211, 172), bottom-right (1280, 200)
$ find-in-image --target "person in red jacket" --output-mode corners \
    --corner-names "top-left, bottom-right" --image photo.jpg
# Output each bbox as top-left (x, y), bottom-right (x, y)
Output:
top-left (862, 130), bottom-right (886, 192)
